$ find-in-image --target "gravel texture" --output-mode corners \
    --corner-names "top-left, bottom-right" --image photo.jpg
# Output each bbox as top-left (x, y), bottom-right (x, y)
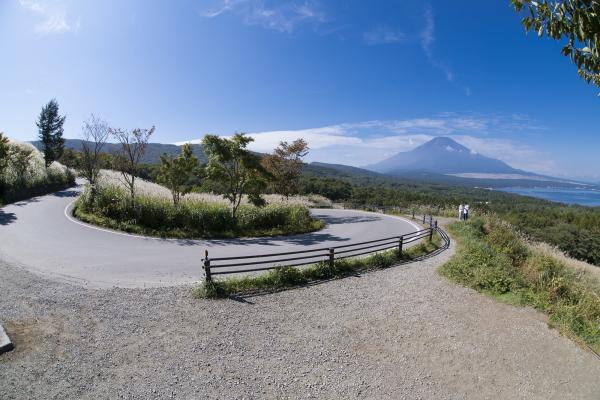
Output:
top-left (1, 240), bottom-right (600, 399)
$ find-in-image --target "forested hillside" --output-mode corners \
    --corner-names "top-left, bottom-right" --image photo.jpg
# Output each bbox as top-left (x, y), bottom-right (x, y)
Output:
top-left (299, 163), bottom-right (600, 267)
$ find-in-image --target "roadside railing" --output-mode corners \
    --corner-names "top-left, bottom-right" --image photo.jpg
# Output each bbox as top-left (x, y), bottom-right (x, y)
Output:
top-left (202, 216), bottom-right (443, 282)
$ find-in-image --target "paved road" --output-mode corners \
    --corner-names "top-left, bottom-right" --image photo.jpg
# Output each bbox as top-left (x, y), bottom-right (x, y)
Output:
top-left (0, 184), bottom-right (421, 288)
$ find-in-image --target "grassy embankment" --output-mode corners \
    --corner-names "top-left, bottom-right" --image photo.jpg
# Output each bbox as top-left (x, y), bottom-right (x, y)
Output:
top-left (440, 216), bottom-right (600, 354)
top-left (73, 176), bottom-right (325, 239)
top-left (196, 232), bottom-right (443, 298)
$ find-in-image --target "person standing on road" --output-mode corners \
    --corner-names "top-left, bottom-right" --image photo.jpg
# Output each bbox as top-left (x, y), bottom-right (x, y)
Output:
top-left (459, 204), bottom-right (464, 220)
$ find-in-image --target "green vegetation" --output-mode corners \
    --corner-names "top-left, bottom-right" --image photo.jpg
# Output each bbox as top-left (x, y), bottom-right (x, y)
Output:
top-left (440, 216), bottom-right (600, 353)
top-left (73, 184), bottom-right (324, 239)
top-left (37, 99), bottom-right (66, 168)
top-left (262, 139), bottom-right (309, 198)
top-left (196, 234), bottom-right (442, 298)
top-left (513, 0), bottom-right (600, 91)
top-left (0, 140), bottom-right (74, 205)
top-left (296, 170), bottom-right (600, 267)
top-left (157, 143), bottom-right (200, 205)
top-left (69, 131), bottom-right (323, 239)
top-left (202, 133), bottom-right (270, 220)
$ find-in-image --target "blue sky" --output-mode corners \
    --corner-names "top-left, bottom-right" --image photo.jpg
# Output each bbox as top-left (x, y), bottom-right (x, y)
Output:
top-left (1, 0), bottom-right (599, 181)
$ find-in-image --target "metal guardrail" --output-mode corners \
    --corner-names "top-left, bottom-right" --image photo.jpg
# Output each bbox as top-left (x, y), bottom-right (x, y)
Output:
top-left (202, 215), bottom-right (441, 282)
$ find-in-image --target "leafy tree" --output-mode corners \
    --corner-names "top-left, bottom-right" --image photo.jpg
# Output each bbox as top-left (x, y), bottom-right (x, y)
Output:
top-left (263, 139), bottom-right (309, 198)
top-left (59, 148), bottom-right (81, 170)
top-left (111, 126), bottom-right (155, 203)
top-left (202, 133), bottom-right (269, 220)
top-left (512, 0), bottom-right (600, 91)
top-left (299, 176), bottom-right (353, 201)
top-left (7, 144), bottom-right (34, 187)
top-left (37, 99), bottom-right (66, 168)
top-left (157, 143), bottom-right (200, 205)
top-left (80, 115), bottom-right (110, 202)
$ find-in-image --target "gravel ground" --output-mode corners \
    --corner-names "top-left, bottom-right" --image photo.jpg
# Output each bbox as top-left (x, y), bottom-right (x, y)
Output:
top-left (1, 240), bottom-right (600, 399)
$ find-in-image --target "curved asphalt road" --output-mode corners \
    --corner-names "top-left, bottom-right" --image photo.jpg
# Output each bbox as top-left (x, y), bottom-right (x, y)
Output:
top-left (0, 184), bottom-right (421, 288)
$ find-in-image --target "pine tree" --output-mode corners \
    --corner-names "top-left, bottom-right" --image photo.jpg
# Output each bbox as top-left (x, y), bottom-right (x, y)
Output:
top-left (37, 99), bottom-right (66, 168)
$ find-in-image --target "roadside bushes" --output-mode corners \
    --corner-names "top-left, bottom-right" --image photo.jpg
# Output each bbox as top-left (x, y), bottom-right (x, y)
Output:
top-left (0, 140), bottom-right (75, 204)
top-left (74, 184), bottom-right (323, 238)
top-left (440, 216), bottom-right (600, 353)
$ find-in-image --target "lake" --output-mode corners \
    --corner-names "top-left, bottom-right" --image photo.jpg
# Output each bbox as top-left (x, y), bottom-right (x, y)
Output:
top-left (499, 187), bottom-right (600, 207)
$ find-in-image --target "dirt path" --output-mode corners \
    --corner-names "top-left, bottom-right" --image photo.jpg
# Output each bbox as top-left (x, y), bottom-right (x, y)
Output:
top-left (1, 240), bottom-right (599, 399)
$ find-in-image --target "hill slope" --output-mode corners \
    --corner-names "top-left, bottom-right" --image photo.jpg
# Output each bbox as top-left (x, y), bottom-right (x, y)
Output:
top-left (31, 139), bottom-right (208, 164)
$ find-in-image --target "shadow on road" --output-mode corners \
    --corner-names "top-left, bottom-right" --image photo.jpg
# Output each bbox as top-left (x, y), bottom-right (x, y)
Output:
top-left (0, 210), bottom-right (17, 225)
top-left (52, 190), bottom-right (79, 198)
top-left (314, 214), bottom-right (382, 225)
top-left (153, 231), bottom-right (352, 248)
top-left (12, 197), bottom-right (41, 207)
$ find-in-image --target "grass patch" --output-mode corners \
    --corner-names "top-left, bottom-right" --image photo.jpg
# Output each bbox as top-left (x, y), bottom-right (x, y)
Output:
top-left (73, 185), bottom-right (325, 239)
top-left (195, 233), bottom-right (443, 299)
top-left (440, 216), bottom-right (600, 354)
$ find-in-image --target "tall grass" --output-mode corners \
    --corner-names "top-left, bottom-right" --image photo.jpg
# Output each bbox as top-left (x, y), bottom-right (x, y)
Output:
top-left (74, 184), bottom-right (325, 239)
top-left (1, 141), bottom-right (74, 204)
top-left (440, 216), bottom-right (600, 353)
top-left (98, 170), bottom-right (332, 207)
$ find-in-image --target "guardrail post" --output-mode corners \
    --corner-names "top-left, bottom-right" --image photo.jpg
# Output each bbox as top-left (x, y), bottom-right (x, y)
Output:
top-left (203, 249), bottom-right (212, 282)
top-left (329, 248), bottom-right (335, 268)
top-left (429, 225), bottom-right (434, 242)
top-left (398, 236), bottom-right (404, 257)
top-left (422, 214), bottom-right (426, 224)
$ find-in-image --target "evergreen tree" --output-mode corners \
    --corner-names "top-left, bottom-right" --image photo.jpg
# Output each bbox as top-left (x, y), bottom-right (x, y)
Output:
top-left (37, 99), bottom-right (66, 168)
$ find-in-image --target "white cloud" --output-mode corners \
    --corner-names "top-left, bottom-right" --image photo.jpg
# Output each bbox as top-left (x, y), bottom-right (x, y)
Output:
top-left (451, 135), bottom-right (557, 175)
top-left (363, 26), bottom-right (405, 45)
top-left (200, 0), bottom-right (243, 18)
top-left (178, 114), bottom-right (554, 174)
top-left (420, 5), bottom-right (453, 82)
top-left (200, 0), bottom-right (326, 33)
top-left (19, 0), bottom-right (44, 13)
top-left (19, 0), bottom-right (78, 34)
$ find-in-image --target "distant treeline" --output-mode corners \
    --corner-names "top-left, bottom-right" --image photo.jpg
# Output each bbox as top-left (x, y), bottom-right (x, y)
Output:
top-left (298, 170), bottom-right (600, 267)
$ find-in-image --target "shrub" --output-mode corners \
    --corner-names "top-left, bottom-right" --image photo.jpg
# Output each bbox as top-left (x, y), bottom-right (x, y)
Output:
top-left (75, 184), bottom-right (324, 238)
top-left (441, 216), bottom-right (600, 353)
top-left (0, 140), bottom-right (75, 204)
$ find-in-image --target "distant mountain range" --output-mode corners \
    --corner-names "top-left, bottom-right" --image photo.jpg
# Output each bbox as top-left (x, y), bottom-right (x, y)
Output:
top-left (31, 139), bottom-right (207, 164)
top-left (33, 136), bottom-right (593, 189)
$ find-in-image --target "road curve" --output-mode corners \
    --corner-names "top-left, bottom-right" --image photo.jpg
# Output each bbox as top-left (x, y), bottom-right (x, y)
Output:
top-left (0, 184), bottom-right (422, 289)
